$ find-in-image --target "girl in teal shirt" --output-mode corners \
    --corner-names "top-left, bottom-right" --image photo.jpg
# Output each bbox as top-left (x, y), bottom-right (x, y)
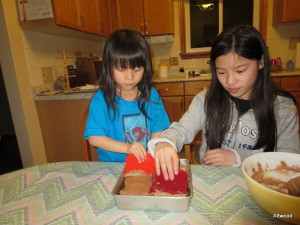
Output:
top-left (84, 29), bottom-right (170, 162)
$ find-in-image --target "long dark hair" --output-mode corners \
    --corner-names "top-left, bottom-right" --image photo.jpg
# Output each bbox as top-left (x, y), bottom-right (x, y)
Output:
top-left (206, 25), bottom-right (295, 152)
top-left (99, 29), bottom-right (153, 119)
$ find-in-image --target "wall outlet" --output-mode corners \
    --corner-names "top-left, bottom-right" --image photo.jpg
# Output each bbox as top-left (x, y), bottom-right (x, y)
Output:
top-left (169, 57), bottom-right (178, 66)
top-left (42, 66), bottom-right (54, 84)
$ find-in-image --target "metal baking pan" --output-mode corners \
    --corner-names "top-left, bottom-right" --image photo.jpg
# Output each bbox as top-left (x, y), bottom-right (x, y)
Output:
top-left (111, 159), bottom-right (193, 211)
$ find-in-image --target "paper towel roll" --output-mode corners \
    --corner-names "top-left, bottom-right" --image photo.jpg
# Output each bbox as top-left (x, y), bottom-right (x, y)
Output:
top-left (158, 64), bottom-right (169, 78)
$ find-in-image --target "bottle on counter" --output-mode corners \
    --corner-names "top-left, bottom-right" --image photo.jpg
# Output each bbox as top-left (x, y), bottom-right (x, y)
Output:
top-left (286, 56), bottom-right (294, 72)
top-left (270, 58), bottom-right (277, 72)
top-left (276, 57), bottom-right (282, 71)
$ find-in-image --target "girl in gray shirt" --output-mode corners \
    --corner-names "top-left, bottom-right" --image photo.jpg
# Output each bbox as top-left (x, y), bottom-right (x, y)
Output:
top-left (148, 25), bottom-right (300, 180)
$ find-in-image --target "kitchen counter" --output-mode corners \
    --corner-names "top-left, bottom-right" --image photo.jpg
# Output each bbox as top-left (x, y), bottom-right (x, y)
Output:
top-left (33, 70), bottom-right (300, 101)
top-left (152, 72), bottom-right (212, 83)
top-left (153, 69), bottom-right (300, 83)
top-left (33, 83), bottom-right (98, 100)
top-left (34, 91), bottom-right (96, 100)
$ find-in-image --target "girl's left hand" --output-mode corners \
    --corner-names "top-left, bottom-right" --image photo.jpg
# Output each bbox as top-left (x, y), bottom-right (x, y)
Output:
top-left (202, 149), bottom-right (237, 166)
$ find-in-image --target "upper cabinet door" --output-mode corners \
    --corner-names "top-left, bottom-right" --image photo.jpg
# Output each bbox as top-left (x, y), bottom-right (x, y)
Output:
top-left (273, 0), bottom-right (300, 25)
top-left (116, 0), bottom-right (144, 34)
top-left (282, 0), bottom-right (300, 22)
top-left (143, 0), bottom-right (173, 36)
top-left (97, 0), bottom-right (118, 37)
top-left (52, 0), bottom-right (81, 30)
top-left (115, 0), bottom-right (173, 36)
top-left (78, 0), bottom-right (100, 35)
top-left (52, 0), bottom-right (118, 36)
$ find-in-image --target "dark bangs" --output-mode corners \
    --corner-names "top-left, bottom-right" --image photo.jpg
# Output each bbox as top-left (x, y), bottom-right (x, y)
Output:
top-left (113, 44), bottom-right (147, 70)
top-left (109, 30), bottom-right (151, 73)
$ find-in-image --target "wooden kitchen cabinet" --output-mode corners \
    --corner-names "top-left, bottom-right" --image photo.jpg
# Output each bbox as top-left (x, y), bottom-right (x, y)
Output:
top-left (185, 81), bottom-right (211, 109)
top-left (52, 0), bottom-right (82, 31)
top-left (142, 0), bottom-right (173, 36)
top-left (78, 0), bottom-right (101, 34)
top-left (36, 99), bottom-right (98, 163)
top-left (52, 0), bottom-right (116, 36)
top-left (115, 0), bottom-right (173, 36)
top-left (272, 77), bottom-right (281, 88)
top-left (291, 92), bottom-right (300, 120)
top-left (154, 82), bottom-right (184, 122)
top-left (161, 96), bottom-right (184, 122)
top-left (280, 76), bottom-right (300, 118)
top-left (154, 80), bottom-right (212, 121)
top-left (273, 0), bottom-right (300, 25)
top-left (97, 0), bottom-right (118, 36)
top-left (115, 0), bottom-right (143, 35)
top-left (281, 76), bottom-right (300, 92)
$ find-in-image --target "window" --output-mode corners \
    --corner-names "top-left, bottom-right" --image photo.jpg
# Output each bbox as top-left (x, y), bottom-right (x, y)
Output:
top-left (179, 0), bottom-right (268, 59)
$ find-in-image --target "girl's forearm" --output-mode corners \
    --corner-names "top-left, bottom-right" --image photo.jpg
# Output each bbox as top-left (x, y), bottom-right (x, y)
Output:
top-left (88, 136), bottom-right (130, 154)
top-left (89, 132), bottom-right (162, 154)
top-left (151, 131), bottom-right (162, 139)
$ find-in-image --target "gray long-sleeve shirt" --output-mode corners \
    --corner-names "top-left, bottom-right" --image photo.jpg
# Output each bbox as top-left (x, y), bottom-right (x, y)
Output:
top-left (148, 90), bottom-right (300, 167)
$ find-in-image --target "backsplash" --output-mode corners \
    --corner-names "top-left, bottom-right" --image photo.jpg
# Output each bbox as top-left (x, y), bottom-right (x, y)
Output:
top-left (23, 30), bottom-right (104, 86)
top-left (267, 24), bottom-right (300, 69)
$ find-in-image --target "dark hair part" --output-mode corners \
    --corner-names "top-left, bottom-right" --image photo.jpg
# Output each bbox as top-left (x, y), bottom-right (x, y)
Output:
top-left (99, 29), bottom-right (153, 119)
top-left (206, 24), bottom-right (295, 152)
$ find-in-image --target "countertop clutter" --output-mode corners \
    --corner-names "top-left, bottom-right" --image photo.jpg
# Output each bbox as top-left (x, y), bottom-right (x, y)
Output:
top-left (33, 70), bottom-right (300, 101)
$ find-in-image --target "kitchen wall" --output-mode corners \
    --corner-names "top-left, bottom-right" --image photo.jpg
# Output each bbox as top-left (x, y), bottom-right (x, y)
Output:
top-left (1, 0), bottom-right (300, 167)
top-left (23, 31), bottom-right (104, 86)
top-left (266, 1), bottom-right (300, 67)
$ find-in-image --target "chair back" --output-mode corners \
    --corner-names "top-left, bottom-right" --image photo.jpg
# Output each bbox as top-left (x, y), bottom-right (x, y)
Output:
top-left (80, 108), bottom-right (92, 161)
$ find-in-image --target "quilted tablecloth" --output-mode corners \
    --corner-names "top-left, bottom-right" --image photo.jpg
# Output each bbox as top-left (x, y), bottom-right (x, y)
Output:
top-left (0, 161), bottom-right (290, 225)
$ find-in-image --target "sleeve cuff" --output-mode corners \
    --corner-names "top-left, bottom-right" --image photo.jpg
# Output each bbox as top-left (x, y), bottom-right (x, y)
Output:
top-left (147, 138), bottom-right (178, 158)
top-left (228, 148), bottom-right (241, 167)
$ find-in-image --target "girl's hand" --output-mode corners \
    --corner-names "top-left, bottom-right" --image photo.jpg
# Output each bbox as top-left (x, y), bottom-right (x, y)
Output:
top-left (126, 142), bottom-right (147, 163)
top-left (154, 142), bottom-right (179, 181)
top-left (202, 148), bottom-right (237, 166)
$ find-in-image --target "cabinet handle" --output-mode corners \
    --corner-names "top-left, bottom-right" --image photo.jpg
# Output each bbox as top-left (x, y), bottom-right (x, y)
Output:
top-left (99, 22), bottom-right (104, 35)
top-left (140, 23), bottom-right (144, 35)
top-left (158, 88), bottom-right (169, 93)
top-left (80, 14), bottom-right (84, 28)
top-left (200, 87), bottom-right (207, 90)
top-left (145, 22), bottom-right (148, 35)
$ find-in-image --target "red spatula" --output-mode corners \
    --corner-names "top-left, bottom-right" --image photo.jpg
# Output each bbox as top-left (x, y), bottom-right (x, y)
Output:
top-left (124, 153), bottom-right (155, 175)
